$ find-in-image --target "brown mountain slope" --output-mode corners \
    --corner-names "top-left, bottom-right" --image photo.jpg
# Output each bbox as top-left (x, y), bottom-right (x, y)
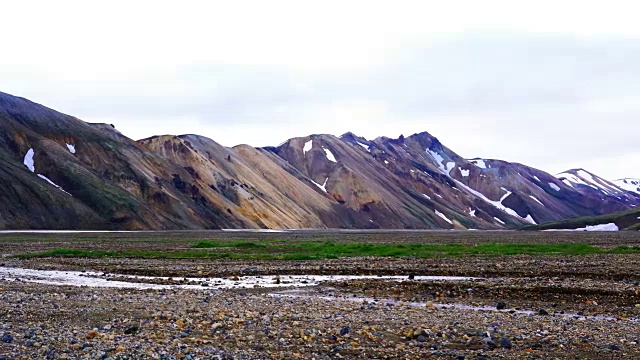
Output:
top-left (139, 134), bottom-right (370, 229)
top-left (1, 90), bottom-right (638, 230)
top-left (0, 92), bottom-right (243, 230)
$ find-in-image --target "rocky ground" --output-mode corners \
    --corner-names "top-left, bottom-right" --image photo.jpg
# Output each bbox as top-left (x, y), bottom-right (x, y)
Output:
top-left (0, 231), bottom-right (639, 359)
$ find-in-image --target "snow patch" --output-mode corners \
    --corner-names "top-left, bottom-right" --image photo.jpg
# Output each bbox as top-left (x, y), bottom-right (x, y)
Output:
top-left (613, 178), bottom-right (640, 194)
top-left (37, 174), bottom-right (72, 196)
top-left (427, 149), bottom-right (455, 175)
top-left (533, 176), bottom-right (540, 182)
top-left (23, 149), bottom-right (35, 172)
top-left (524, 215), bottom-right (536, 224)
top-left (556, 172), bottom-right (598, 190)
top-left (453, 181), bottom-right (530, 223)
top-left (574, 223), bottom-right (619, 232)
top-left (303, 140), bottom-right (313, 155)
top-left (312, 178), bottom-right (329, 193)
top-left (529, 195), bottom-right (545, 207)
top-left (494, 217), bottom-right (505, 225)
top-left (384, 160), bottom-right (389, 165)
top-left (469, 159), bottom-right (487, 169)
top-left (549, 183), bottom-right (561, 191)
top-left (356, 142), bottom-right (370, 151)
top-left (66, 143), bottom-right (76, 154)
top-left (460, 168), bottom-right (470, 177)
top-left (435, 210), bottom-right (453, 224)
top-left (323, 147), bottom-right (337, 162)
top-left (422, 194), bottom-right (431, 200)
top-left (469, 208), bottom-right (476, 217)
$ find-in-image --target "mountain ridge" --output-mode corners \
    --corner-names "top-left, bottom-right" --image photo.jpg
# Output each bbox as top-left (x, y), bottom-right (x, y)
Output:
top-left (0, 90), bottom-right (638, 230)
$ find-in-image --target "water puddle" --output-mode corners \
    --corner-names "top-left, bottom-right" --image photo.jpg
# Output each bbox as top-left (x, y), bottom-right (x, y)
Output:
top-left (0, 266), bottom-right (473, 290)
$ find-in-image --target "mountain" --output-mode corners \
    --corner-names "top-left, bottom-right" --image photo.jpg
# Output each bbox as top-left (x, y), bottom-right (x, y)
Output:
top-left (613, 178), bottom-right (640, 194)
top-left (1, 91), bottom-right (638, 230)
top-left (0, 92), bottom-right (244, 230)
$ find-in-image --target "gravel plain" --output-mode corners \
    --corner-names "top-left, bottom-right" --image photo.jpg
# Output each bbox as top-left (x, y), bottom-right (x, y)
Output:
top-left (0, 230), bottom-right (639, 359)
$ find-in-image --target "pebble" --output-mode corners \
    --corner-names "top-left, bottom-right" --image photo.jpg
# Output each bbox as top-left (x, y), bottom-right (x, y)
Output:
top-left (340, 326), bottom-right (350, 336)
top-left (1, 333), bottom-right (13, 343)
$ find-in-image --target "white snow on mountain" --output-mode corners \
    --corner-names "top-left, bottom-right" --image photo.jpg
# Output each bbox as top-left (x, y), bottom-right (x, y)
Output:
top-left (468, 159), bottom-right (488, 169)
top-left (557, 169), bottom-right (630, 196)
top-left (613, 178), bottom-right (640, 194)
top-left (303, 140), bottom-right (313, 155)
top-left (453, 180), bottom-right (532, 223)
top-left (435, 210), bottom-right (453, 224)
top-left (37, 174), bottom-right (72, 196)
top-left (427, 149), bottom-right (455, 175)
top-left (323, 147), bottom-right (337, 162)
top-left (356, 142), bottom-right (370, 151)
top-left (66, 143), bottom-right (76, 154)
top-left (574, 223), bottom-right (619, 231)
top-left (23, 149), bottom-right (35, 172)
top-left (312, 178), bottom-right (329, 193)
top-left (529, 195), bottom-right (545, 207)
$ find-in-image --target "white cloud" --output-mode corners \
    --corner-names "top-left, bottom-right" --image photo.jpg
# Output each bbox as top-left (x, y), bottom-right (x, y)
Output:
top-left (1, 1), bottom-right (639, 180)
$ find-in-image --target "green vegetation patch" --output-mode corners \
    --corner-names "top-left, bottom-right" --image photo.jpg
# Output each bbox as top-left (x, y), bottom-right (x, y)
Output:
top-left (15, 242), bottom-right (640, 260)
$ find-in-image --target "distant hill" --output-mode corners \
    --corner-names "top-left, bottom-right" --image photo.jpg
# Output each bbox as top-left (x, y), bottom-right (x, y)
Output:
top-left (523, 208), bottom-right (640, 231)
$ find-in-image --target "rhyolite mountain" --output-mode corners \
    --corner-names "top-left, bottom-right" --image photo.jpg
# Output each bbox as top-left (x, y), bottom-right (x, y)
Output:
top-left (1, 91), bottom-right (638, 230)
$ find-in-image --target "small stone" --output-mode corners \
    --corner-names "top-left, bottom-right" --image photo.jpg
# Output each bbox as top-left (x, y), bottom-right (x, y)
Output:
top-left (496, 302), bottom-right (507, 310)
top-left (417, 335), bottom-right (427, 343)
top-left (538, 309), bottom-right (549, 316)
top-left (408, 274), bottom-right (415, 280)
top-left (610, 344), bottom-right (622, 351)
top-left (1, 333), bottom-right (13, 343)
top-left (340, 326), bottom-right (350, 336)
top-left (501, 337), bottom-right (513, 349)
top-left (85, 331), bottom-right (97, 340)
top-left (124, 326), bottom-right (139, 335)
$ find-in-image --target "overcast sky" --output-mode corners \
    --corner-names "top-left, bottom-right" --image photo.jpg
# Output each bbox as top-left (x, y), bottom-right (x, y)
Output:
top-left (1, 1), bottom-right (638, 180)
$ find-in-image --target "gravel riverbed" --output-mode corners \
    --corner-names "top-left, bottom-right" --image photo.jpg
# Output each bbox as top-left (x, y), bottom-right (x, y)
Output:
top-left (1, 256), bottom-right (639, 359)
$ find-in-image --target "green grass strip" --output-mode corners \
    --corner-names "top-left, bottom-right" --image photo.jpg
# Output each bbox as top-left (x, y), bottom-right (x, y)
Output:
top-left (14, 243), bottom-right (640, 260)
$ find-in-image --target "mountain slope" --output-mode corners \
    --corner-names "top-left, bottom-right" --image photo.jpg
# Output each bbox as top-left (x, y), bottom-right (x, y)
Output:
top-left (1, 90), bottom-right (638, 230)
top-left (0, 92), bottom-right (244, 230)
top-left (524, 208), bottom-right (640, 231)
